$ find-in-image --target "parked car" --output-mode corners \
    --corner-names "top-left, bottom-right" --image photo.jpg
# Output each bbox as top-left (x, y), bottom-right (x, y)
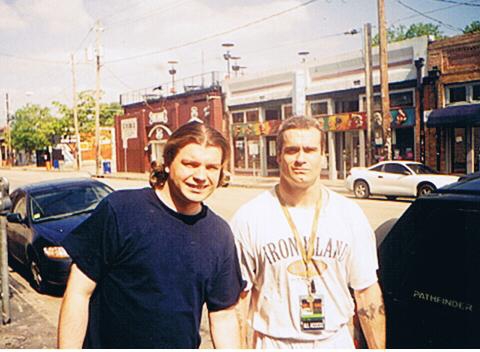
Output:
top-left (346, 161), bottom-right (458, 200)
top-left (6, 178), bottom-right (113, 292)
top-left (377, 175), bottom-right (480, 348)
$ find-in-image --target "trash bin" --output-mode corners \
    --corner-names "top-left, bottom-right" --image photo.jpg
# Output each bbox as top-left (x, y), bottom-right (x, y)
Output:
top-left (102, 160), bottom-right (112, 174)
top-left (53, 159), bottom-right (60, 169)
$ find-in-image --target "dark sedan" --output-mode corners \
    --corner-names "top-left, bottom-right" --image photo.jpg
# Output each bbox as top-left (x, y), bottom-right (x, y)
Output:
top-left (6, 178), bottom-right (113, 292)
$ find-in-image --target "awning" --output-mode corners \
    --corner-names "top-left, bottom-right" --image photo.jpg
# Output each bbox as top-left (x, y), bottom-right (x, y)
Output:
top-left (427, 103), bottom-right (480, 127)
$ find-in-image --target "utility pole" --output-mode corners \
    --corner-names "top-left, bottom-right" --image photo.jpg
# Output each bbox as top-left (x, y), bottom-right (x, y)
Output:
top-left (94, 20), bottom-right (103, 176)
top-left (71, 54), bottom-right (81, 171)
top-left (364, 23), bottom-right (374, 166)
top-left (5, 94), bottom-right (11, 166)
top-left (377, 0), bottom-right (392, 160)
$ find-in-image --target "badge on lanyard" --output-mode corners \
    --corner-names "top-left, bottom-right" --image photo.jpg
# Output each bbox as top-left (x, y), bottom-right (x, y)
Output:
top-left (299, 293), bottom-right (325, 331)
top-left (276, 186), bottom-right (327, 333)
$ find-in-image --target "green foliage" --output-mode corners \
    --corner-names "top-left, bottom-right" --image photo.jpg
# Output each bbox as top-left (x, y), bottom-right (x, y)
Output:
top-left (53, 90), bottom-right (122, 136)
top-left (11, 104), bottom-right (62, 153)
top-left (372, 22), bottom-right (446, 46)
top-left (463, 20), bottom-right (480, 34)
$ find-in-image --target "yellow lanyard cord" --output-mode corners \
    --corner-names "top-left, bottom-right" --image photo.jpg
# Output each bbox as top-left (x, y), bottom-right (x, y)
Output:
top-left (275, 186), bottom-right (322, 292)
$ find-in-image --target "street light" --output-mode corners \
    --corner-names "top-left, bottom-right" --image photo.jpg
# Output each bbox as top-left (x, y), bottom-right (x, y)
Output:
top-left (230, 56), bottom-right (241, 77)
top-left (298, 51), bottom-right (310, 63)
top-left (222, 43), bottom-right (235, 79)
top-left (168, 60), bottom-right (178, 94)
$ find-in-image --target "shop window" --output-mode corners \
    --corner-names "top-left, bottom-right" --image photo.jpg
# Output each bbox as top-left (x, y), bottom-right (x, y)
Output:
top-left (265, 107), bottom-right (281, 121)
top-left (335, 100), bottom-right (358, 113)
top-left (246, 110), bottom-right (259, 122)
top-left (232, 112), bottom-right (244, 123)
top-left (390, 91), bottom-right (413, 108)
top-left (448, 86), bottom-right (467, 103)
top-left (311, 102), bottom-right (328, 116)
top-left (234, 138), bottom-right (246, 169)
top-left (473, 85), bottom-right (480, 101)
top-left (247, 137), bottom-right (260, 171)
top-left (283, 105), bottom-right (293, 119)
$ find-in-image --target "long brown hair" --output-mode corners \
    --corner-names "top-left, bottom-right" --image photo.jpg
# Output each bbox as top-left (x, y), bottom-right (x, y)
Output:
top-left (149, 122), bottom-right (230, 188)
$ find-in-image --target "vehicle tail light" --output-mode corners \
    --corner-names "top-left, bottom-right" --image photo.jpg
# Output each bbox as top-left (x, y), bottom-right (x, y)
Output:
top-left (43, 246), bottom-right (70, 259)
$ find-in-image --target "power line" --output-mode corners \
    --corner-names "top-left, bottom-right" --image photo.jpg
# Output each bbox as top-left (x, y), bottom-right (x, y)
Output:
top-left (0, 52), bottom-right (67, 65)
top-left (396, 0), bottom-right (464, 32)
top-left (104, 0), bottom-right (192, 28)
top-left (390, 4), bottom-right (460, 25)
top-left (105, 0), bottom-right (319, 64)
top-left (103, 65), bottom-right (135, 90)
top-left (429, 0), bottom-right (480, 7)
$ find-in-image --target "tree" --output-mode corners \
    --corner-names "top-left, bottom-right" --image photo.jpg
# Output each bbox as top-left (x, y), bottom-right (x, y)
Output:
top-left (53, 90), bottom-right (122, 137)
top-left (11, 104), bottom-right (63, 159)
top-left (372, 22), bottom-right (446, 46)
top-left (463, 20), bottom-right (480, 34)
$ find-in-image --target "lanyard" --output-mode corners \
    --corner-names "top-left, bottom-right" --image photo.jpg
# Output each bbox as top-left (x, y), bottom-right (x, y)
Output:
top-left (275, 186), bottom-right (322, 296)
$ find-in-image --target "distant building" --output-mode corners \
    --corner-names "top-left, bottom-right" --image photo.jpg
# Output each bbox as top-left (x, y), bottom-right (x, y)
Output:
top-left (424, 32), bottom-right (480, 174)
top-left (115, 72), bottom-right (224, 173)
top-left (222, 37), bottom-right (428, 179)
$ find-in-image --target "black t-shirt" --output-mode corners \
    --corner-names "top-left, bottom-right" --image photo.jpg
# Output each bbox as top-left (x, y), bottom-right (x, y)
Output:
top-left (62, 188), bottom-right (244, 349)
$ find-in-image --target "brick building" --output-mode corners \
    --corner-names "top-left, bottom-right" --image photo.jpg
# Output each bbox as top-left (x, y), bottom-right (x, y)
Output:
top-left (425, 33), bottom-right (480, 174)
top-left (115, 72), bottom-right (224, 173)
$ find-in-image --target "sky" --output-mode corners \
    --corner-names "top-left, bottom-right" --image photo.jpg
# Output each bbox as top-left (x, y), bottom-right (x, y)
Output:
top-left (1, 0), bottom-right (479, 123)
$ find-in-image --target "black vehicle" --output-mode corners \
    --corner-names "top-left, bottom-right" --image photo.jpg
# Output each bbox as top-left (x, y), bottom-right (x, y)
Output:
top-left (378, 175), bottom-right (480, 348)
top-left (6, 178), bottom-right (113, 292)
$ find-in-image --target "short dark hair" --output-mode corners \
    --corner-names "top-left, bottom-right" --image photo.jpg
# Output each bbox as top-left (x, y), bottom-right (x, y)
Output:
top-left (149, 122), bottom-right (230, 188)
top-left (276, 116), bottom-right (323, 155)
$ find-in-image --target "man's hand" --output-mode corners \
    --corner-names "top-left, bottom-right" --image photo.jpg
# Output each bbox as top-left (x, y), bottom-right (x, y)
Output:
top-left (354, 282), bottom-right (386, 349)
top-left (208, 303), bottom-right (241, 349)
top-left (57, 264), bottom-right (96, 348)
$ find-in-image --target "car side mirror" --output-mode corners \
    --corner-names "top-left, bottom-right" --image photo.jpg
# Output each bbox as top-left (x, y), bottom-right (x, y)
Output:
top-left (403, 170), bottom-right (411, 175)
top-left (6, 213), bottom-right (24, 224)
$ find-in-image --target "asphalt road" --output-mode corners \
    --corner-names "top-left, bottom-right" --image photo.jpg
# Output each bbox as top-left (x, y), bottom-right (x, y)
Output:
top-left (0, 168), bottom-right (411, 348)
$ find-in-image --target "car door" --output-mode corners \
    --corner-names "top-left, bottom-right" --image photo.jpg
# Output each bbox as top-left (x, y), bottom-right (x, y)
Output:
top-left (381, 163), bottom-right (413, 196)
top-left (6, 193), bottom-right (30, 264)
top-left (365, 164), bottom-right (385, 194)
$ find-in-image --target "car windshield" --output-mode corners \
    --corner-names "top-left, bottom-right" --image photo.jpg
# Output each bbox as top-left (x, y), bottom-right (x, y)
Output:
top-left (406, 163), bottom-right (439, 175)
top-left (30, 184), bottom-right (111, 222)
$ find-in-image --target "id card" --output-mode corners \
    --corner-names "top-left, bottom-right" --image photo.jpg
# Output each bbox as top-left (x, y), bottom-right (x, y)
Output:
top-left (299, 295), bottom-right (325, 332)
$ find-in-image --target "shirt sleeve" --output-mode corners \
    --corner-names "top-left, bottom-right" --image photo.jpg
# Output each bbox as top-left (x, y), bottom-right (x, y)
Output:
top-left (230, 210), bottom-right (256, 292)
top-left (347, 202), bottom-right (379, 290)
top-left (61, 197), bottom-right (122, 283)
top-left (205, 224), bottom-right (246, 312)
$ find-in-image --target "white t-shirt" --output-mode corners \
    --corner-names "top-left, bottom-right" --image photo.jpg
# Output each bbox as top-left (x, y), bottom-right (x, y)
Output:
top-left (230, 186), bottom-right (378, 341)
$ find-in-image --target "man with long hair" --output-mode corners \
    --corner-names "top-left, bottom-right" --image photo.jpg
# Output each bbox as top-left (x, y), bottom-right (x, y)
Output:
top-left (58, 122), bottom-right (244, 349)
top-left (231, 116), bottom-right (385, 348)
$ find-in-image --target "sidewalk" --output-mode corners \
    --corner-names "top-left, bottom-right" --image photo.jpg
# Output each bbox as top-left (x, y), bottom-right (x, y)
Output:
top-left (0, 271), bottom-right (56, 349)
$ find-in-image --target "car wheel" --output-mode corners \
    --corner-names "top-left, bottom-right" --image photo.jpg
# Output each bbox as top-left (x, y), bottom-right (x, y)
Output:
top-left (29, 255), bottom-right (46, 293)
top-left (386, 196), bottom-right (397, 201)
top-left (417, 183), bottom-right (435, 197)
top-left (354, 180), bottom-right (370, 199)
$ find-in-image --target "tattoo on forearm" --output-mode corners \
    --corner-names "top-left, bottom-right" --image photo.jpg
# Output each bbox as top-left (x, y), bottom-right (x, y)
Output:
top-left (358, 303), bottom-right (385, 320)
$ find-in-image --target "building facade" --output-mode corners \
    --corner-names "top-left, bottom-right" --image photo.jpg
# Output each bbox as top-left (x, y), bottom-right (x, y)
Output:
top-left (115, 72), bottom-right (224, 173)
top-left (424, 32), bottom-right (480, 174)
top-left (223, 37), bottom-right (429, 179)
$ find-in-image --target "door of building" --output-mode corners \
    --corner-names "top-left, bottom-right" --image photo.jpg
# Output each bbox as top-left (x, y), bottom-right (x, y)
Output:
top-left (451, 128), bottom-right (466, 174)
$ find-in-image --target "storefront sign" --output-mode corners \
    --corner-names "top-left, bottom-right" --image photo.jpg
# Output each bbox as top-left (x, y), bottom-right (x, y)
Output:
top-left (231, 120), bottom-right (282, 137)
top-left (121, 118), bottom-right (138, 149)
top-left (149, 110), bottom-right (168, 125)
top-left (391, 107), bottom-right (415, 128)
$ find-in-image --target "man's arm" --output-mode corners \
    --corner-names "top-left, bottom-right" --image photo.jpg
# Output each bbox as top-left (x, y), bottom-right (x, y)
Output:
top-left (57, 264), bottom-right (97, 348)
top-left (208, 303), bottom-right (241, 349)
top-left (354, 282), bottom-right (386, 349)
top-left (236, 291), bottom-right (251, 348)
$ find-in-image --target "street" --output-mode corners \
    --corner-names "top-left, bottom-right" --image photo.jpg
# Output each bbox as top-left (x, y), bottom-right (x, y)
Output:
top-left (0, 168), bottom-right (411, 348)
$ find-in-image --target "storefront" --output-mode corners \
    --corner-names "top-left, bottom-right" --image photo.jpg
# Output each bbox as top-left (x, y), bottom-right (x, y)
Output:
top-left (116, 74), bottom-right (224, 173)
top-left (424, 33), bottom-right (480, 174)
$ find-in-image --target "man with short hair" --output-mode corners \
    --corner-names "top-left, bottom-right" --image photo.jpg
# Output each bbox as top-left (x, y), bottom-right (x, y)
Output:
top-left (231, 116), bottom-right (385, 349)
top-left (58, 122), bottom-right (244, 349)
